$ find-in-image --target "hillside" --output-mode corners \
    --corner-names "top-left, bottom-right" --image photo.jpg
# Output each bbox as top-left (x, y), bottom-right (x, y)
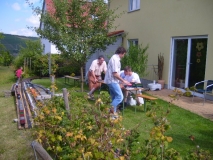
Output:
top-left (1, 34), bottom-right (39, 56)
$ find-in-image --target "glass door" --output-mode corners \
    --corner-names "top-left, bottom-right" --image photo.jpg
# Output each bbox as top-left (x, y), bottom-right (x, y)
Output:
top-left (170, 37), bottom-right (208, 89)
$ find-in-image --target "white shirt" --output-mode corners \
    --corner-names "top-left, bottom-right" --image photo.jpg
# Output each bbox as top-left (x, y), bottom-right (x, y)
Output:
top-left (124, 72), bottom-right (141, 83)
top-left (120, 70), bottom-right (125, 79)
top-left (104, 54), bottom-right (121, 84)
top-left (89, 59), bottom-right (107, 75)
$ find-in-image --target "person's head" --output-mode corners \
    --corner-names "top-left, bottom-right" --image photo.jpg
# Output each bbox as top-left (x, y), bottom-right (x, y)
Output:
top-left (20, 67), bottom-right (23, 70)
top-left (98, 55), bottom-right (105, 65)
top-left (124, 66), bottom-right (132, 76)
top-left (115, 46), bottom-right (126, 58)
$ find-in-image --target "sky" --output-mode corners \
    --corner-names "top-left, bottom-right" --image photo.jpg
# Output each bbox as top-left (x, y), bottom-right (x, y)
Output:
top-left (0, 0), bottom-right (42, 37)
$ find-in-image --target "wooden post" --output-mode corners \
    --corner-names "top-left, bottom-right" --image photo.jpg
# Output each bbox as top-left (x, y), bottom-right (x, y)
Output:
top-left (31, 141), bottom-right (52, 160)
top-left (63, 88), bottom-right (71, 119)
top-left (51, 75), bottom-right (55, 97)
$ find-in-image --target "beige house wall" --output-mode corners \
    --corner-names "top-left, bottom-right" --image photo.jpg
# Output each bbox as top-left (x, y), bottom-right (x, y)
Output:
top-left (109, 0), bottom-right (213, 86)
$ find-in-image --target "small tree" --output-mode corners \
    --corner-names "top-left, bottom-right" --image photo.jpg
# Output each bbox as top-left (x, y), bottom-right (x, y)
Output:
top-left (121, 43), bottom-right (149, 78)
top-left (28, 0), bottom-right (121, 91)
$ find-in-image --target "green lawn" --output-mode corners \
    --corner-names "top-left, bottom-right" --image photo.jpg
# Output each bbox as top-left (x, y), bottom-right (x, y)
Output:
top-left (0, 66), bottom-right (213, 159)
top-left (0, 66), bottom-right (34, 159)
top-left (32, 75), bottom-right (213, 157)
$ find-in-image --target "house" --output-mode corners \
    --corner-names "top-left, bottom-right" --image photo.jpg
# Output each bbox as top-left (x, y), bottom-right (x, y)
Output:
top-left (109, 0), bottom-right (213, 100)
top-left (39, 0), bottom-right (60, 54)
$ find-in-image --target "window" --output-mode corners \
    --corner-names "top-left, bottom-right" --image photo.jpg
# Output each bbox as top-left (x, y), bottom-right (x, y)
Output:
top-left (129, 0), bottom-right (140, 12)
top-left (128, 39), bottom-right (138, 47)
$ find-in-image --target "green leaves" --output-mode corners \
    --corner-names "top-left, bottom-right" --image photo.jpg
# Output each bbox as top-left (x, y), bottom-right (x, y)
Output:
top-left (121, 43), bottom-right (149, 78)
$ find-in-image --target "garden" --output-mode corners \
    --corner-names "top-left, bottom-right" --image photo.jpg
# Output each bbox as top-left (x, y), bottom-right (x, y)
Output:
top-left (1, 66), bottom-right (213, 159)
top-left (0, 1), bottom-right (213, 159)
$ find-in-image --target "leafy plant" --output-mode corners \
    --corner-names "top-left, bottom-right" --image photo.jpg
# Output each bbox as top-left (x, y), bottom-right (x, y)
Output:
top-left (34, 90), bottom-right (134, 159)
top-left (121, 43), bottom-right (149, 77)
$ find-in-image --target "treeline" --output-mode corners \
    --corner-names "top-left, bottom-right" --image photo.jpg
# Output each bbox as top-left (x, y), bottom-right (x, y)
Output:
top-left (0, 33), bottom-right (38, 56)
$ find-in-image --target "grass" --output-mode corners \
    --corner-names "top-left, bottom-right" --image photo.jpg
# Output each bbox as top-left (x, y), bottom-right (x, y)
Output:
top-left (0, 66), bottom-right (34, 160)
top-left (0, 66), bottom-right (213, 159)
top-left (122, 99), bottom-right (213, 157)
top-left (33, 76), bottom-right (213, 157)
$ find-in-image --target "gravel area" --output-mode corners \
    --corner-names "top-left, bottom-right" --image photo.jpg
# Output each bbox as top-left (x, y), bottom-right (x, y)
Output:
top-left (148, 89), bottom-right (213, 121)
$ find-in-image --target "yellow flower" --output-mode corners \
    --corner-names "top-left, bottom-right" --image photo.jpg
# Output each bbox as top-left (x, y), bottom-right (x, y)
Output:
top-left (66, 132), bottom-right (73, 137)
top-left (71, 73), bottom-right (75, 77)
top-left (166, 136), bottom-right (173, 142)
top-left (196, 42), bottom-right (204, 51)
top-left (197, 59), bottom-right (200, 63)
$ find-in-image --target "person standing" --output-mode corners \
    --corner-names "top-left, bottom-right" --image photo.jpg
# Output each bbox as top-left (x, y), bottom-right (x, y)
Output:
top-left (15, 66), bottom-right (24, 86)
top-left (88, 55), bottom-right (107, 100)
top-left (104, 47), bottom-right (130, 118)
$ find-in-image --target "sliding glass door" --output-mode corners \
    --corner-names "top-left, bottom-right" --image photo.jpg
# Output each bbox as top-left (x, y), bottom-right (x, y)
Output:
top-left (170, 37), bottom-right (208, 89)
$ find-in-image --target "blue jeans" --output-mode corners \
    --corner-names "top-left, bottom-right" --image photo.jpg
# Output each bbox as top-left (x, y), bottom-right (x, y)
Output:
top-left (107, 83), bottom-right (123, 113)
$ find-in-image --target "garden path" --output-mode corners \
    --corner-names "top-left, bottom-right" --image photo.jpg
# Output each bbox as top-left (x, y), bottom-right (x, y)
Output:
top-left (148, 89), bottom-right (213, 121)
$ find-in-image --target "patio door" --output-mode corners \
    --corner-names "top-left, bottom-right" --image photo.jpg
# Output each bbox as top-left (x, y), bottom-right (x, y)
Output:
top-left (170, 36), bottom-right (208, 90)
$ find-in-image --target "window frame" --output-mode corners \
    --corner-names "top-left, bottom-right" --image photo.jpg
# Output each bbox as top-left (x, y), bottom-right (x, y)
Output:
top-left (129, 0), bottom-right (140, 12)
top-left (128, 39), bottom-right (139, 48)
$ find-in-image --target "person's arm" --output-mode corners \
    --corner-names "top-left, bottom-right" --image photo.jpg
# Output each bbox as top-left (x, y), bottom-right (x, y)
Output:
top-left (113, 72), bottom-right (131, 85)
top-left (90, 70), bottom-right (98, 82)
top-left (89, 60), bottom-right (98, 82)
top-left (103, 61), bottom-right (107, 74)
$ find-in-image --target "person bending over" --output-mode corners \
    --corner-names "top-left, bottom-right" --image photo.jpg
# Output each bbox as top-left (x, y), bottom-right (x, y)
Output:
top-left (88, 55), bottom-right (107, 100)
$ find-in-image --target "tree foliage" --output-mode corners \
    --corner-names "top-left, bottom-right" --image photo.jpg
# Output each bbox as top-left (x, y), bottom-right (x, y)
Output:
top-left (28, 0), bottom-right (121, 91)
top-left (0, 33), bottom-right (13, 66)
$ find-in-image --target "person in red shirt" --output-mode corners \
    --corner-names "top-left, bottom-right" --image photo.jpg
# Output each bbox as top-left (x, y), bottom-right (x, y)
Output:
top-left (15, 67), bottom-right (24, 86)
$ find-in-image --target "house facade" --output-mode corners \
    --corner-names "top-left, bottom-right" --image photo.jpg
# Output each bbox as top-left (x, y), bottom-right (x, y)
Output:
top-left (40, 0), bottom-right (60, 54)
top-left (109, 0), bottom-right (213, 99)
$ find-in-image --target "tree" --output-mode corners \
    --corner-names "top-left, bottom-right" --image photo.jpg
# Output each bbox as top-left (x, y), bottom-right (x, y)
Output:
top-left (28, 0), bottom-right (120, 91)
top-left (14, 40), bottom-right (43, 75)
top-left (121, 43), bottom-right (149, 78)
top-left (0, 33), bottom-right (13, 66)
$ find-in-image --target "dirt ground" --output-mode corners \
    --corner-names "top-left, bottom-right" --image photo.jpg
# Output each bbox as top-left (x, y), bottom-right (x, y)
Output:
top-left (148, 89), bottom-right (213, 121)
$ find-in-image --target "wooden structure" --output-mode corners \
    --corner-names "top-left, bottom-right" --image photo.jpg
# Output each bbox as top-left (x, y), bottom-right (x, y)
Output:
top-left (136, 94), bottom-right (158, 112)
top-left (64, 75), bottom-right (80, 85)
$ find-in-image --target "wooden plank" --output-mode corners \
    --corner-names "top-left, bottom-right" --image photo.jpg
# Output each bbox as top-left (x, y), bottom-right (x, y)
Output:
top-left (31, 141), bottom-right (53, 160)
top-left (64, 75), bottom-right (80, 80)
top-left (136, 94), bottom-right (157, 100)
top-left (20, 90), bottom-right (29, 129)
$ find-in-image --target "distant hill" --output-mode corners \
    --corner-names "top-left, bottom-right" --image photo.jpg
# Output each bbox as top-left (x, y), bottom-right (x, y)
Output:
top-left (1, 34), bottom-right (39, 56)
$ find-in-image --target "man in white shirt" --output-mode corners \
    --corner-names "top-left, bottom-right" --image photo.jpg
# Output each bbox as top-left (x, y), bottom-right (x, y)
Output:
top-left (88, 55), bottom-right (107, 99)
top-left (104, 47), bottom-right (130, 118)
top-left (120, 69), bottom-right (128, 79)
top-left (120, 66), bottom-right (141, 107)
top-left (124, 69), bottom-right (141, 83)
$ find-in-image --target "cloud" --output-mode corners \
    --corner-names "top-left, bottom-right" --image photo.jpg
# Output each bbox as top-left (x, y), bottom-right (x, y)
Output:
top-left (26, 15), bottom-right (40, 26)
top-left (12, 3), bottom-right (21, 11)
top-left (10, 28), bottom-right (38, 37)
